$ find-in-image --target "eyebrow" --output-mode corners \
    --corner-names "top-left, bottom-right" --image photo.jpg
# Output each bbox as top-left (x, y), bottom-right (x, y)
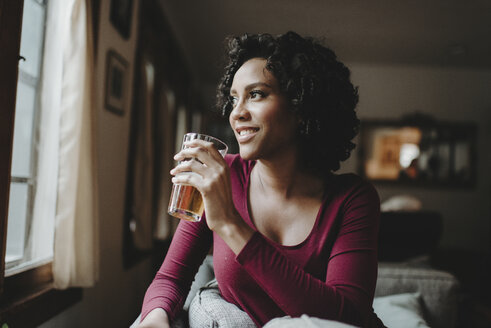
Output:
top-left (230, 82), bottom-right (273, 95)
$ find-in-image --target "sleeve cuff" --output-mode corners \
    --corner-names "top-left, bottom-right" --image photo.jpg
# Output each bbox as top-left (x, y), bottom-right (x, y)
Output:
top-left (141, 301), bottom-right (174, 322)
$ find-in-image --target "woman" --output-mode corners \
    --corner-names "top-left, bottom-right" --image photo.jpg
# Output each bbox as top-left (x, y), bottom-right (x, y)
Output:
top-left (139, 31), bottom-right (383, 328)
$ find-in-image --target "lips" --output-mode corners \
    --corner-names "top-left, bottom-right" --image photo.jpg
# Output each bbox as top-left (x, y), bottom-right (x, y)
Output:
top-left (235, 126), bottom-right (259, 143)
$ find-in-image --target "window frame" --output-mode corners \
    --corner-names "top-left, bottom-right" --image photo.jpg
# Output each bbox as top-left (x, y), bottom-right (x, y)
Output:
top-left (0, 0), bottom-right (24, 295)
top-left (5, 0), bottom-right (46, 275)
top-left (0, 0), bottom-right (88, 326)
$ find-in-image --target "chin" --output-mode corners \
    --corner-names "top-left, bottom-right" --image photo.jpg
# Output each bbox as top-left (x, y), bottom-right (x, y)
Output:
top-left (238, 146), bottom-right (260, 161)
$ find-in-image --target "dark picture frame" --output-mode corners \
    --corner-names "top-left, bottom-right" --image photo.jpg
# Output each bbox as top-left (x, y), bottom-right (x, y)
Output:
top-left (104, 49), bottom-right (128, 116)
top-left (109, 0), bottom-right (133, 39)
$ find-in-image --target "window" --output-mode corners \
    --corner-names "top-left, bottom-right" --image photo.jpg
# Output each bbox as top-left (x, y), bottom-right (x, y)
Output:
top-left (5, 0), bottom-right (52, 277)
top-left (0, 0), bottom-right (93, 325)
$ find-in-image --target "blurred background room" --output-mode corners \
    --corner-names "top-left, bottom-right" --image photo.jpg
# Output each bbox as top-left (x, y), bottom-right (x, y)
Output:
top-left (0, 0), bottom-right (490, 327)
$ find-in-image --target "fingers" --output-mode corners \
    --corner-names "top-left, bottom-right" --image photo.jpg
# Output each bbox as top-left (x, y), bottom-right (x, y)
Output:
top-left (174, 139), bottom-right (224, 165)
top-left (171, 139), bottom-right (228, 193)
top-left (170, 158), bottom-right (207, 177)
top-left (171, 171), bottom-right (201, 187)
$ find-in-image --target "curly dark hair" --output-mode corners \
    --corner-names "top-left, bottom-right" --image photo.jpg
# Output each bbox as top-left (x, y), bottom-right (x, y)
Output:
top-left (216, 31), bottom-right (360, 175)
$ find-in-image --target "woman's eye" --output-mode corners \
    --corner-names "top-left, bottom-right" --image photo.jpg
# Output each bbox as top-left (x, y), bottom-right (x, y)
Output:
top-left (229, 96), bottom-right (238, 106)
top-left (250, 90), bottom-right (265, 99)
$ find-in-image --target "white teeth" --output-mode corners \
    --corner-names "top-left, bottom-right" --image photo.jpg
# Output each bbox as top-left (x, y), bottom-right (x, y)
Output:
top-left (239, 129), bottom-right (257, 136)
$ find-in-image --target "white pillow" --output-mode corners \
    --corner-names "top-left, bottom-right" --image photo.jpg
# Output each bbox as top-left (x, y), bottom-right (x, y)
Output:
top-left (264, 315), bottom-right (358, 328)
top-left (373, 293), bottom-right (430, 328)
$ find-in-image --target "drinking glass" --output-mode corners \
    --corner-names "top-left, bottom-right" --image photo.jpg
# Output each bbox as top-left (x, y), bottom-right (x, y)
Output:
top-left (168, 133), bottom-right (228, 222)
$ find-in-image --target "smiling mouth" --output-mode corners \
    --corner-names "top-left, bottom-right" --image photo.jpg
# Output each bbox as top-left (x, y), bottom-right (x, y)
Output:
top-left (236, 127), bottom-right (259, 142)
top-left (239, 128), bottom-right (259, 136)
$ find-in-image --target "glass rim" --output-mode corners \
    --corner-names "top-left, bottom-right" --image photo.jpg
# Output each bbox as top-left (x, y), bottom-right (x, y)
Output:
top-left (183, 132), bottom-right (228, 152)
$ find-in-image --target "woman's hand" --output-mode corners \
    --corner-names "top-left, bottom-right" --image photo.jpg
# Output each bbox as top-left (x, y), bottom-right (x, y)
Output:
top-left (170, 139), bottom-right (254, 253)
top-left (137, 308), bottom-right (170, 328)
top-left (171, 139), bottom-right (236, 230)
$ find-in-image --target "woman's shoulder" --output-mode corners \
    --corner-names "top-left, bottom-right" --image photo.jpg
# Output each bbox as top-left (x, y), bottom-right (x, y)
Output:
top-left (326, 173), bottom-right (380, 224)
top-left (329, 172), bottom-right (379, 201)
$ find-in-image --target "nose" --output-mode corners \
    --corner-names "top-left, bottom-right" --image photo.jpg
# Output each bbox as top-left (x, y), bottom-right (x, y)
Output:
top-left (229, 100), bottom-right (250, 121)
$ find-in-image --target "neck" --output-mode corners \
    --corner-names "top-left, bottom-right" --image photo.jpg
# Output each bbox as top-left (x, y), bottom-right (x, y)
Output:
top-left (253, 151), bottom-right (323, 199)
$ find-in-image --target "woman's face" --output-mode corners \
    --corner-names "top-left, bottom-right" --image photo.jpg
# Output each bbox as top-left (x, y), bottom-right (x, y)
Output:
top-left (229, 58), bottom-right (298, 161)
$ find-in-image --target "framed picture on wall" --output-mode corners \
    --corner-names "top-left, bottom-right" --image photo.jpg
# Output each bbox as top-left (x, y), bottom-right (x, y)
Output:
top-left (109, 0), bottom-right (133, 39)
top-left (358, 116), bottom-right (477, 188)
top-left (104, 49), bottom-right (128, 116)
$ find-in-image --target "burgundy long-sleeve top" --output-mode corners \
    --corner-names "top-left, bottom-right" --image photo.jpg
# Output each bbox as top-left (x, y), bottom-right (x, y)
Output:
top-left (142, 154), bottom-right (382, 327)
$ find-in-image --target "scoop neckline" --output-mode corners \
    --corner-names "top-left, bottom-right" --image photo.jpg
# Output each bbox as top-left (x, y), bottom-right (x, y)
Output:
top-left (242, 160), bottom-right (329, 250)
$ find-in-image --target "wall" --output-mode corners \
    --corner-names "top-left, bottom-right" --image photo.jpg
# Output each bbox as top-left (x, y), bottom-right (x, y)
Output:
top-left (40, 1), bottom-right (154, 327)
top-left (340, 63), bottom-right (491, 251)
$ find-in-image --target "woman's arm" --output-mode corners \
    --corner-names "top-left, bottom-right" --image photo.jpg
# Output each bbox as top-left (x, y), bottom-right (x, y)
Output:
top-left (140, 218), bottom-right (213, 322)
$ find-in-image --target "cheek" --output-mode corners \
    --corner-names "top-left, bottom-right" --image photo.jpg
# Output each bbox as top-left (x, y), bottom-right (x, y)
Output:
top-left (268, 104), bottom-right (296, 128)
top-left (261, 102), bottom-right (284, 121)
